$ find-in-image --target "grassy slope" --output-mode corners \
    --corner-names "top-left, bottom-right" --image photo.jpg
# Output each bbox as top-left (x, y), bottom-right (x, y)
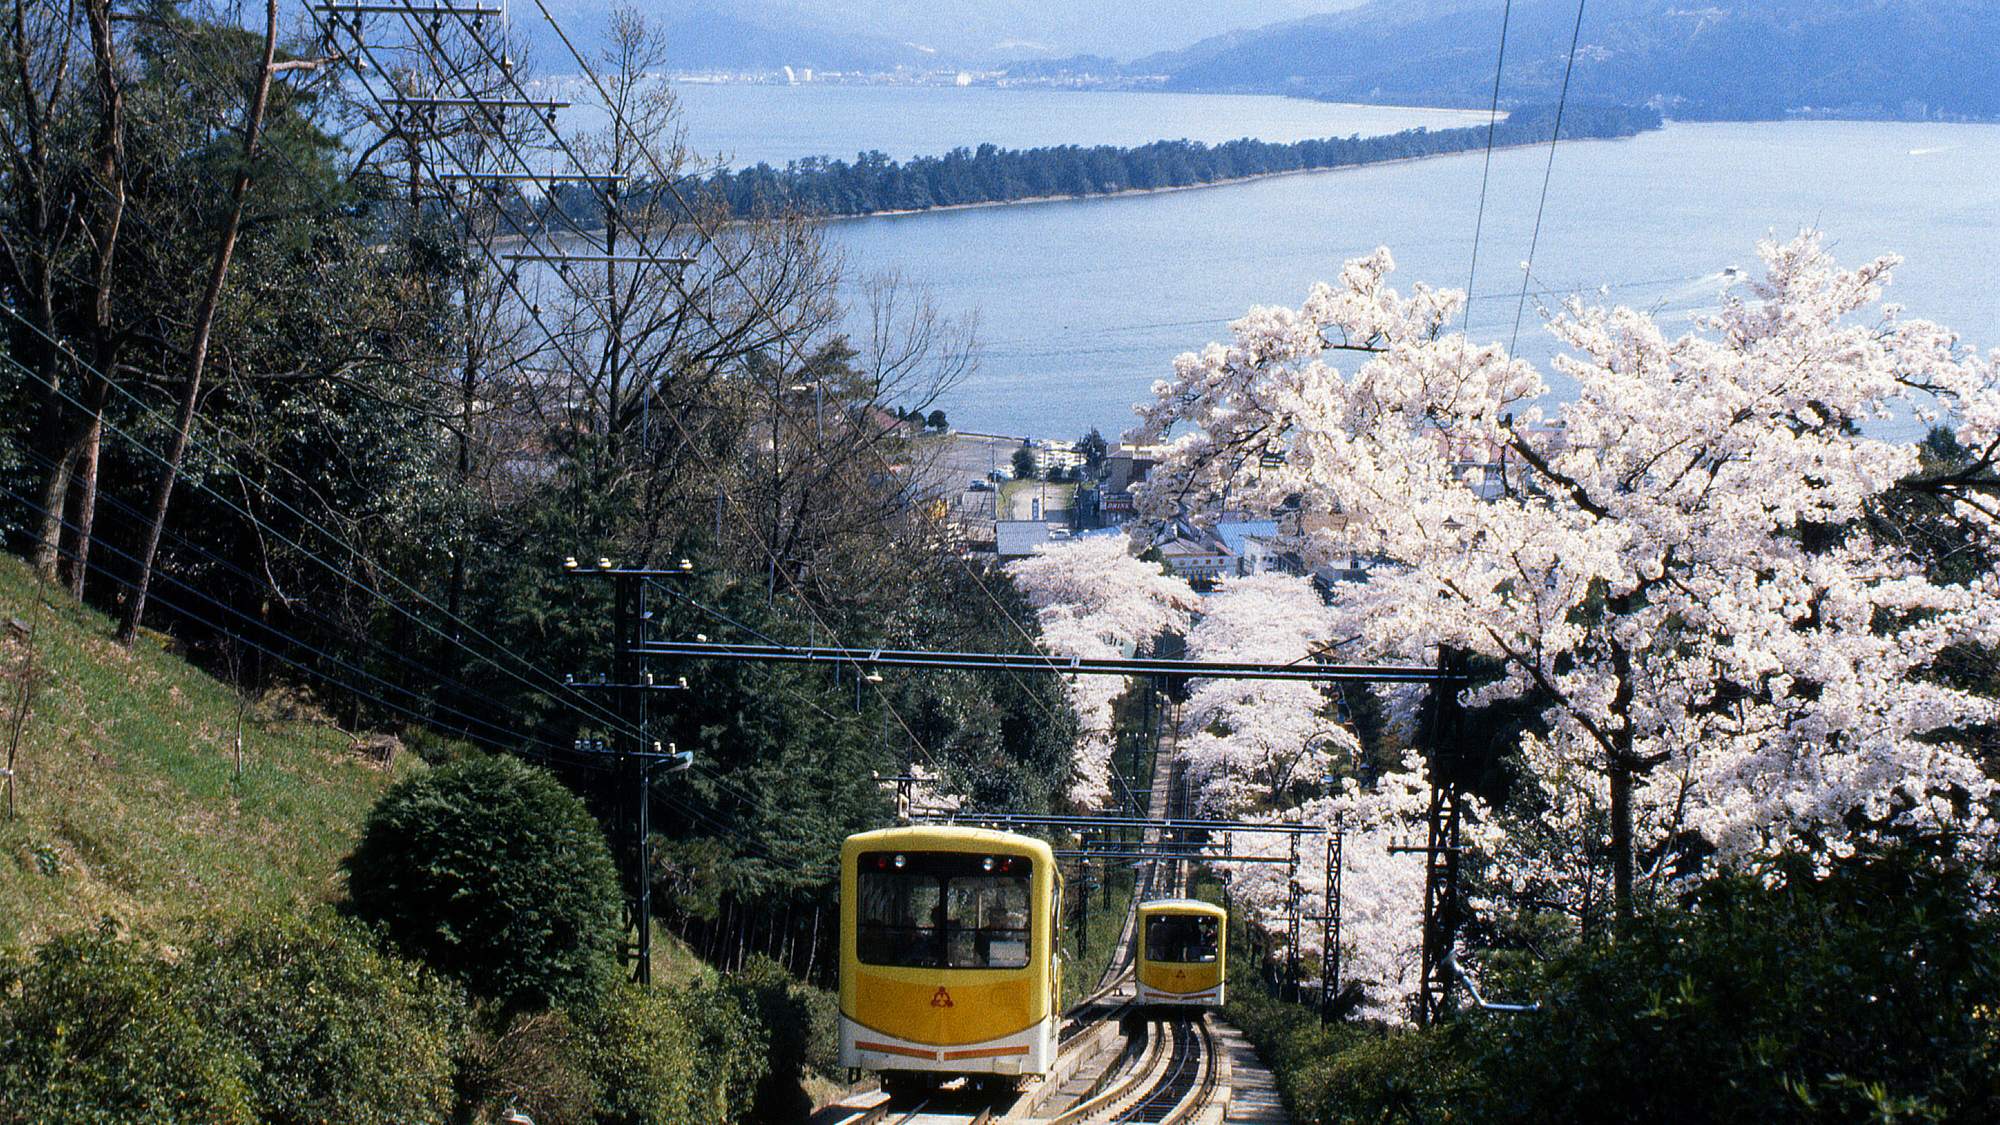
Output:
top-left (0, 554), bottom-right (419, 947)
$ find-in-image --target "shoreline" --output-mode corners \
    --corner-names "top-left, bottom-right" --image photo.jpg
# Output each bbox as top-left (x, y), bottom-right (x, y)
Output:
top-left (501, 133), bottom-right (1636, 250)
top-left (493, 135), bottom-right (1576, 248)
top-left (814, 137), bottom-right (1573, 225)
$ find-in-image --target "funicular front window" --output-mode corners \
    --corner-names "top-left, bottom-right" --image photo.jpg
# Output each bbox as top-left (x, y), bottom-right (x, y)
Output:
top-left (856, 851), bottom-right (1032, 968)
top-left (1145, 914), bottom-right (1219, 963)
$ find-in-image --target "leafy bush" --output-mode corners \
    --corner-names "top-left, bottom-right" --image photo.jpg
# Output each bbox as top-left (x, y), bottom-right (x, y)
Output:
top-left (578, 981), bottom-right (705, 1125)
top-left (680, 976), bottom-right (773, 1123)
top-left (1262, 845), bottom-right (2000, 1124)
top-left (448, 1006), bottom-right (602, 1125)
top-left (179, 912), bottom-right (465, 1125)
top-left (735, 955), bottom-right (839, 1123)
top-left (344, 754), bottom-right (622, 1012)
top-left (0, 923), bottom-right (254, 1124)
top-left (571, 974), bottom-right (774, 1125)
top-left (1462, 845), bottom-right (2000, 1123)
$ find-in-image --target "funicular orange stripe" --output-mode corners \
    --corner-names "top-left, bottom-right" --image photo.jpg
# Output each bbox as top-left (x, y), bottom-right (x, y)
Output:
top-left (855, 1040), bottom-right (938, 1060)
top-left (941, 1045), bottom-right (1031, 1060)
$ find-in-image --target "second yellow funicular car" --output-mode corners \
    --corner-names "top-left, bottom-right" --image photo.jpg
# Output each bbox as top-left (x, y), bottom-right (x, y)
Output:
top-left (1135, 898), bottom-right (1227, 1007)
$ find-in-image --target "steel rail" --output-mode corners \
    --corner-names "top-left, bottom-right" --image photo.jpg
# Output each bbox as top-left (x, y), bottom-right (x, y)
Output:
top-left (1049, 1020), bottom-right (1169, 1125)
top-left (1126, 1017), bottom-right (1217, 1125)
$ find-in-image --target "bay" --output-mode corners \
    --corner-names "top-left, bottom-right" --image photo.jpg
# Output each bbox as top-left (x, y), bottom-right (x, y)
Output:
top-left (810, 117), bottom-right (2000, 441)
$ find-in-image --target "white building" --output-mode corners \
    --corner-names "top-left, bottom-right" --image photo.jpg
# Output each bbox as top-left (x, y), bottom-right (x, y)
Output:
top-left (1029, 439), bottom-right (1087, 476)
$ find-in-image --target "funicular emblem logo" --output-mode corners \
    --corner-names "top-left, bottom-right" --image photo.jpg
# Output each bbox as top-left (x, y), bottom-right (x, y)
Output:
top-left (931, 987), bottom-right (954, 1008)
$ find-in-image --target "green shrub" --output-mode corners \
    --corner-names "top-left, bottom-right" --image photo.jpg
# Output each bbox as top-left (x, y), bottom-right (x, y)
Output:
top-left (734, 955), bottom-right (839, 1123)
top-left (179, 912), bottom-right (465, 1125)
top-left (0, 923), bottom-right (254, 1124)
top-left (1224, 846), bottom-right (2000, 1124)
top-left (344, 754), bottom-right (622, 1012)
top-left (1279, 845), bottom-right (2000, 1124)
top-left (578, 981), bottom-right (705, 1125)
top-left (680, 976), bottom-right (772, 1123)
top-left (470, 1009), bottom-right (603, 1125)
top-left (1289, 1025), bottom-right (1485, 1124)
top-left (1459, 845), bottom-right (2000, 1123)
top-left (573, 974), bottom-right (778, 1125)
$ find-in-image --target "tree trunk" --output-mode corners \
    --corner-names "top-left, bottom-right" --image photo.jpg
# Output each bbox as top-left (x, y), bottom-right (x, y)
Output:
top-left (63, 0), bottom-right (127, 593)
top-left (117, 0), bottom-right (279, 645)
top-left (1605, 628), bottom-right (1640, 925)
top-left (804, 905), bottom-right (822, 982)
top-left (29, 430), bottom-right (75, 582)
top-left (1609, 760), bottom-right (1634, 924)
top-left (64, 412), bottom-right (102, 599)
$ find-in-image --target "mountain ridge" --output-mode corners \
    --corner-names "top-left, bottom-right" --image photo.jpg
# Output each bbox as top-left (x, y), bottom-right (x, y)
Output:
top-left (1127, 0), bottom-right (2000, 120)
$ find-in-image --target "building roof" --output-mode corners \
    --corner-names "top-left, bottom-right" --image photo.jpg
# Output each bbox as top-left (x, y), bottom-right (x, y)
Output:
top-left (1215, 519), bottom-right (1279, 556)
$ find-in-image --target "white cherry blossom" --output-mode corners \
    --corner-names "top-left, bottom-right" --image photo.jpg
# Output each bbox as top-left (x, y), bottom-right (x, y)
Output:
top-left (1008, 536), bottom-right (1197, 807)
top-left (1138, 231), bottom-right (2000, 917)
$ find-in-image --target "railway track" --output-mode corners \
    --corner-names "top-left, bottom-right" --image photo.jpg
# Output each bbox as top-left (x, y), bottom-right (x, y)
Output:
top-left (1046, 1016), bottom-right (1217, 1125)
top-left (824, 704), bottom-right (1230, 1125)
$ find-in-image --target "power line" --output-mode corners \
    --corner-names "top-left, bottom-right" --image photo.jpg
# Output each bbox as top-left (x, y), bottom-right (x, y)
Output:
top-left (15, 486), bottom-right (789, 866)
top-left (4, 448), bottom-right (553, 748)
top-left (2, 15), bottom-right (810, 871)
top-left (16, 497), bottom-right (546, 759)
top-left (316, 7), bottom-right (956, 773)
top-left (315, 19), bottom-right (967, 826)
top-left (1463, 0), bottom-right (1514, 336)
top-left (1510, 0), bottom-right (1589, 351)
top-left (0, 330), bottom-right (652, 749)
top-left (514, 0), bottom-right (1069, 737)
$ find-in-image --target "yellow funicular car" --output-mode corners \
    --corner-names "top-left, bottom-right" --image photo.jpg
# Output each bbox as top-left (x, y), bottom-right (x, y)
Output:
top-left (839, 826), bottom-right (1062, 1086)
top-left (1135, 898), bottom-right (1227, 1007)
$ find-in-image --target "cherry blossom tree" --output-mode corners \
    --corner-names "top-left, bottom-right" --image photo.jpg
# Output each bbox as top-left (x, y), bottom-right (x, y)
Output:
top-left (1211, 766), bottom-right (1494, 1023)
top-left (1138, 232), bottom-right (2000, 919)
top-left (1179, 573), bottom-right (1357, 816)
top-left (1007, 536), bottom-right (1197, 807)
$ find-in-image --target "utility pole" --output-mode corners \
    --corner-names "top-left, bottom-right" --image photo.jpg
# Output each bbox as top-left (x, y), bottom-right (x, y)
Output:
top-left (1317, 826), bottom-right (1342, 1022)
top-left (1076, 855), bottom-right (1090, 954)
top-left (562, 557), bottom-right (696, 984)
top-left (1285, 828), bottom-right (1301, 1003)
top-left (1402, 645), bottom-right (1471, 1026)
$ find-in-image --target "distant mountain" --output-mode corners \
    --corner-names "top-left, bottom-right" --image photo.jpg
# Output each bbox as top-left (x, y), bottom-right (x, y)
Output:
top-left (532, 1), bottom-right (1371, 71)
top-left (1133, 0), bottom-right (2000, 120)
top-left (528, 2), bottom-right (932, 72)
top-left (732, 1), bottom-right (1368, 64)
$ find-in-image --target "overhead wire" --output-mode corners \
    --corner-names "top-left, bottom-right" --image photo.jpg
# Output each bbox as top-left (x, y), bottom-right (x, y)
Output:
top-left (0, 25), bottom-right (679, 755)
top-left (8, 12), bottom-right (811, 860)
top-left (1463, 0), bottom-right (1514, 336)
top-left (6, 443), bottom-right (559, 747)
top-left (314, 14), bottom-right (971, 823)
top-left (1510, 0), bottom-right (1589, 351)
top-left (502, 0), bottom-right (1055, 662)
top-left (488, 24), bottom-right (1069, 781)
top-left (515, 0), bottom-right (1079, 735)
top-left (318, 10), bottom-right (955, 766)
top-left (7, 471), bottom-right (788, 860)
top-left (13, 488), bottom-right (547, 757)
top-left (0, 310), bottom-right (657, 752)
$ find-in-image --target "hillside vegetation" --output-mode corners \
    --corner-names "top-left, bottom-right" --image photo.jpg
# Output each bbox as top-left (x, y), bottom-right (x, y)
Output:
top-left (0, 554), bottom-right (417, 947)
